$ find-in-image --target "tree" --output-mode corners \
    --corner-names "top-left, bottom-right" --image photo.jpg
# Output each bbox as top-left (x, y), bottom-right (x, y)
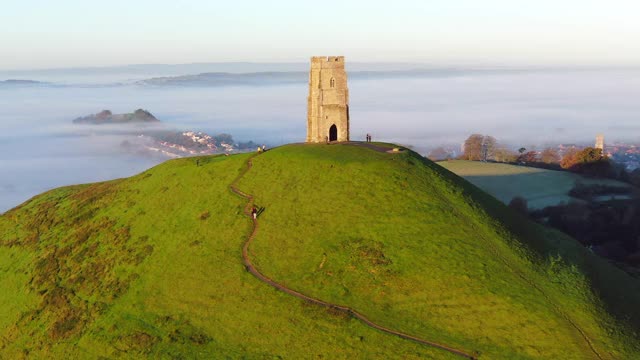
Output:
top-left (481, 136), bottom-right (497, 161)
top-left (508, 196), bottom-right (529, 215)
top-left (463, 134), bottom-right (484, 161)
top-left (427, 147), bottom-right (452, 161)
top-left (574, 148), bottom-right (610, 177)
top-left (463, 134), bottom-right (496, 161)
top-left (540, 148), bottom-right (560, 164)
top-left (562, 147), bottom-right (601, 169)
top-left (560, 147), bottom-right (580, 169)
top-left (629, 169), bottom-right (640, 187)
top-left (518, 151), bottom-right (538, 164)
top-left (561, 147), bottom-right (611, 177)
top-left (494, 147), bottom-right (518, 163)
top-left (575, 147), bottom-right (603, 164)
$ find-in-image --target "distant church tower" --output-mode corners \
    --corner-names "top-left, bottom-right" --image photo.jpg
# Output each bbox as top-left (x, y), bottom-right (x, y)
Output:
top-left (595, 134), bottom-right (605, 158)
top-left (595, 134), bottom-right (605, 151)
top-left (306, 56), bottom-right (350, 143)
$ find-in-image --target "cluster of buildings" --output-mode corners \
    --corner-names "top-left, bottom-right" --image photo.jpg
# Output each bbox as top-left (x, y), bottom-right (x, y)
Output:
top-left (551, 135), bottom-right (640, 171)
top-left (182, 131), bottom-right (218, 149)
top-left (607, 143), bottom-right (640, 171)
top-left (133, 132), bottom-right (237, 159)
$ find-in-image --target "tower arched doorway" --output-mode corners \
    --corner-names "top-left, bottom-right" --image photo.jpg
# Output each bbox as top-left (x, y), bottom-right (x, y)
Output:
top-left (329, 124), bottom-right (338, 142)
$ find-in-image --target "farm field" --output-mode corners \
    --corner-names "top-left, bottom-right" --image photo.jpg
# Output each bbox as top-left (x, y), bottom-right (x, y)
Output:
top-left (438, 160), bottom-right (631, 209)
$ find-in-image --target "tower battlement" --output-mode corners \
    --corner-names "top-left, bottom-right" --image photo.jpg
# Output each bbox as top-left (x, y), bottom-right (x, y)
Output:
top-left (306, 56), bottom-right (350, 143)
top-left (310, 56), bottom-right (345, 69)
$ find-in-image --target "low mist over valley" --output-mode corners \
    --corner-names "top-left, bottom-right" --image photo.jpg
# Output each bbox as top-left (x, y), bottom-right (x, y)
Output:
top-left (4, 1), bottom-right (640, 358)
top-left (2, 63), bottom-right (640, 212)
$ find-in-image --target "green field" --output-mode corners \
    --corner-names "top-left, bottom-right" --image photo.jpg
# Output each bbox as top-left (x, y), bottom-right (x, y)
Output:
top-left (1, 144), bottom-right (639, 359)
top-left (438, 160), bottom-right (631, 209)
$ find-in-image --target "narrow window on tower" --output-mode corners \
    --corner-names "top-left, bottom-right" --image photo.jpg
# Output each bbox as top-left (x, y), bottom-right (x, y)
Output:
top-left (330, 78), bottom-right (335, 88)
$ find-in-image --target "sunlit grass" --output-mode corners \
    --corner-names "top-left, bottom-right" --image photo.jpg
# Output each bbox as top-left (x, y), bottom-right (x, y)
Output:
top-left (240, 144), bottom-right (640, 359)
top-left (0, 144), bottom-right (638, 359)
top-left (0, 152), bottom-right (453, 359)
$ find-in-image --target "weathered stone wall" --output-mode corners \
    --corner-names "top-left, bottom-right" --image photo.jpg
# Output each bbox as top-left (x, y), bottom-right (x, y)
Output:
top-left (307, 56), bottom-right (350, 142)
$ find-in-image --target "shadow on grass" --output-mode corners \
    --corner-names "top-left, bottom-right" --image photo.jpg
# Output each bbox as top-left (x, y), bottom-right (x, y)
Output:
top-left (462, 172), bottom-right (580, 210)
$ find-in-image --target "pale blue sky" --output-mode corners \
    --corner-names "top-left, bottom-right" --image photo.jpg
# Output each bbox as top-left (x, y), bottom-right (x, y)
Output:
top-left (2, 0), bottom-right (639, 69)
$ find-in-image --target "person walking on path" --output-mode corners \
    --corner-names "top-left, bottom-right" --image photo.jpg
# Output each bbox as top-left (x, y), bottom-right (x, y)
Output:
top-left (251, 207), bottom-right (258, 220)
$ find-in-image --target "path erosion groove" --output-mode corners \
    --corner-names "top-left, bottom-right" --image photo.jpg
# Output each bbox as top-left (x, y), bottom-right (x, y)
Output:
top-left (228, 152), bottom-right (477, 360)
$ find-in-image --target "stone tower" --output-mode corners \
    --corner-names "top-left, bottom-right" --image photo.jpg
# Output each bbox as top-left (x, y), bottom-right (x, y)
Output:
top-left (306, 56), bottom-right (350, 143)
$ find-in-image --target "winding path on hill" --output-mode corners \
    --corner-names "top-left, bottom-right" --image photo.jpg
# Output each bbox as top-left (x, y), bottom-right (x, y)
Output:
top-left (229, 151), bottom-right (477, 360)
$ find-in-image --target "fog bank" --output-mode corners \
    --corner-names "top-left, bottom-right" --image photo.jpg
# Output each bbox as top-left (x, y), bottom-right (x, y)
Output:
top-left (2, 66), bottom-right (640, 212)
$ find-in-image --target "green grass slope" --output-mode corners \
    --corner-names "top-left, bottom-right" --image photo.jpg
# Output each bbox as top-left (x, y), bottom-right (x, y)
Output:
top-left (438, 160), bottom-right (630, 209)
top-left (1, 144), bottom-right (639, 359)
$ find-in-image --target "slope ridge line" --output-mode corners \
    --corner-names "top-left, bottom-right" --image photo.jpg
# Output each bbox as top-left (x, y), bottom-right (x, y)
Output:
top-left (425, 157), bottom-right (606, 359)
top-left (469, 219), bottom-right (605, 359)
top-left (349, 142), bottom-right (604, 358)
top-left (229, 153), bottom-right (477, 360)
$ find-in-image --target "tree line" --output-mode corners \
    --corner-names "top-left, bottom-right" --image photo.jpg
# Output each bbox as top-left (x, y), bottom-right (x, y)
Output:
top-left (429, 133), bottom-right (624, 180)
top-left (509, 184), bottom-right (640, 273)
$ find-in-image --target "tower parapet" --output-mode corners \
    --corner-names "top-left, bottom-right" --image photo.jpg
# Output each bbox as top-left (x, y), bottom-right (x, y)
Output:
top-left (307, 56), bottom-right (350, 143)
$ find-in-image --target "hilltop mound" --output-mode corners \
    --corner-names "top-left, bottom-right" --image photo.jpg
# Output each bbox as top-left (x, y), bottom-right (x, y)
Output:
top-left (1, 144), bottom-right (639, 359)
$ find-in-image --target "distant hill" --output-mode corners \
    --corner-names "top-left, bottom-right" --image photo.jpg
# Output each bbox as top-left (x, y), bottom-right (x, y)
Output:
top-left (71, 110), bottom-right (255, 157)
top-left (1, 144), bottom-right (639, 358)
top-left (4, 64), bottom-right (613, 88)
top-left (0, 79), bottom-right (47, 86)
top-left (135, 69), bottom-right (548, 87)
top-left (72, 109), bottom-right (160, 124)
top-left (136, 71), bottom-right (307, 86)
top-left (0, 62), bottom-right (497, 78)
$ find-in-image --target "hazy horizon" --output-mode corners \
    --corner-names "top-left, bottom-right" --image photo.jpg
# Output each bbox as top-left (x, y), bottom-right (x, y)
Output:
top-left (2, 65), bottom-right (640, 212)
top-left (5, 61), bottom-right (640, 74)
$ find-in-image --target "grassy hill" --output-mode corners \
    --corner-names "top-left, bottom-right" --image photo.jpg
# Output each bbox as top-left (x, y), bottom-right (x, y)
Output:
top-left (438, 160), bottom-right (631, 209)
top-left (1, 144), bottom-right (640, 359)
